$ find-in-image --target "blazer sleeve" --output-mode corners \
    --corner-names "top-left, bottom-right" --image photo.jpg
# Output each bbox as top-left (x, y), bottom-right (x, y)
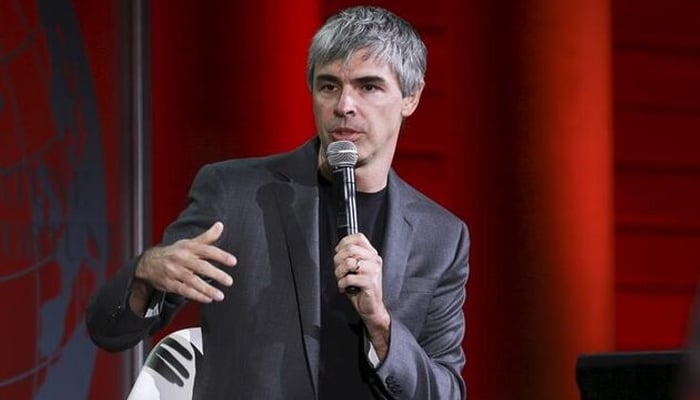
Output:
top-left (85, 164), bottom-right (224, 352)
top-left (373, 222), bottom-right (470, 399)
top-left (85, 256), bottom-right (186, 352)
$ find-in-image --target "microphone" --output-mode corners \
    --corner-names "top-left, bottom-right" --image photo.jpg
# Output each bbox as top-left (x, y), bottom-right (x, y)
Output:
top-left (326, 140), bottom-right (360, 294)
top-left (327, 140), bottom-right (359, 237)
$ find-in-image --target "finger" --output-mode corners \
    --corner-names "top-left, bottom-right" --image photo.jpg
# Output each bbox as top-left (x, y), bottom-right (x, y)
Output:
top-left (334, 233), bottom-right (362, 250)
top-left (335, 233), bottom-right (376, 254)
top-left (333, 242), bottom-right (371, 262)
top-left (166, 268), bottom-right (226, 303)
top-left (337, 273), bottom-right (363, 294)
top-left (334, 257), bottom-right (360, 280)
top-left (335, 239), bottom-right (378, 260)
top-left (190, 242), bottom-right (237, 267)
top-left (332, 253), bottom-right (350, 278)
top-left (333, 245), bottom-right (377, 275)
top-left (193, 221), bottom-right (225, 245)
top-left (183, 272), bottom-right (226, 301)
top-left (174, 278), bottom-right (221, 303)
top-left (190, 258), bottom-right (234, 287)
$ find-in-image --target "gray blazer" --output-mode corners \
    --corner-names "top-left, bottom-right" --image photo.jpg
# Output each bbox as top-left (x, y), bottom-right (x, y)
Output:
top-left (87, 138), bottom-right (470, 399)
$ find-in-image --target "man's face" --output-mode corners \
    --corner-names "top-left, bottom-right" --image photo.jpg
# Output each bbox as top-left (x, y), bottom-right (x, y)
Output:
top-left (312, 49), bottom-right (422, 173)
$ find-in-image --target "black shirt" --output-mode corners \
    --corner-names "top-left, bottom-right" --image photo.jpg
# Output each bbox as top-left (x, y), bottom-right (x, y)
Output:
top-left (318, 173), bottom-right (387, 398)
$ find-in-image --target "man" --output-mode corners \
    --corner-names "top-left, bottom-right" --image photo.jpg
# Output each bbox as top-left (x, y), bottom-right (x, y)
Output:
top-left (87, 6), bottom-right (470, 399)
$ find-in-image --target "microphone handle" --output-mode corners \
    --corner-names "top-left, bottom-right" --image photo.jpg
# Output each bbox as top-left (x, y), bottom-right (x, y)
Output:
top-left (332, 166), bottom-right (360, 294)
top-left (333, 166), bottom-right (358, 237)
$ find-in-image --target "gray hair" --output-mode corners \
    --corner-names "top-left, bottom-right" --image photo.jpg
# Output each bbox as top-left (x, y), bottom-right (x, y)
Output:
top-left (306, 6), bottom-right (427, 97)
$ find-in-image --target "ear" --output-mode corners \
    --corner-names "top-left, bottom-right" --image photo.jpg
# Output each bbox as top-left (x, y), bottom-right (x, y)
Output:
top-left (401, 80), bottom-right (425, 118)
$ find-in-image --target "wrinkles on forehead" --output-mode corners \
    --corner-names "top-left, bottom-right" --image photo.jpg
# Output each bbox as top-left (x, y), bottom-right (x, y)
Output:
top-left (315, 48), bottom-right (399, 88)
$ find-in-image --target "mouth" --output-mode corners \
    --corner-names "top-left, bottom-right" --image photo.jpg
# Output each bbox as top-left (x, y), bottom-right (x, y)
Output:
top-left (330, 127), bottom-right (362, 142)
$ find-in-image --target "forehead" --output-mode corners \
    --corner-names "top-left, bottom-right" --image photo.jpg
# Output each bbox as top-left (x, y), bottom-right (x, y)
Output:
top-left (314, 49), bottom-right (399, 83)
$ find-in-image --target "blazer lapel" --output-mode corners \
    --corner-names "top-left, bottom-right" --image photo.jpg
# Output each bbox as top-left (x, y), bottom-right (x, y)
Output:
top-left (270, 140), bottom-right (322, 398)
top-left (381, 171), bottom-right (415, 308)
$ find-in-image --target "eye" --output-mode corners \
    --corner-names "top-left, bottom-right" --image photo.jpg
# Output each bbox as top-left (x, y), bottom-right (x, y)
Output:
top-left (317, 83), bottom-right (338, 93)
top-left (362, 84), bottom-right (380, 92)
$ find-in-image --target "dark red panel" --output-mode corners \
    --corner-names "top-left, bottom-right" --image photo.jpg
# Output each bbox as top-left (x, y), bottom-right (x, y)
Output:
top-left (613, 0), bottom-right (700, 354)
top-left (616, 168), bottom-right (700, 225)
top-left (616, 230), bottom-right (700, 288)
top-left (614, 49), bottom-right (700, 112)
top-left (613, 0), bottom-right (700, 50)
top-left (616, 291), bottom-right (696, 350)
top-left (615, 110), bottom-right (700, 167)
top-left (392, 151), bottom-right (451, 207)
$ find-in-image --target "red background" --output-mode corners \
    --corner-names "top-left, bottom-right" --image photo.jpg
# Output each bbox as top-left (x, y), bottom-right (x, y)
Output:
top-left (2, 0), bottom-right (697, 399)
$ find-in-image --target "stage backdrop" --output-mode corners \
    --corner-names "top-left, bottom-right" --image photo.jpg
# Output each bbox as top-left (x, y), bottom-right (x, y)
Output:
top-left (2, 1), bottom-right (697, 399)
top-left (0, 0), bottom-right (132, 398)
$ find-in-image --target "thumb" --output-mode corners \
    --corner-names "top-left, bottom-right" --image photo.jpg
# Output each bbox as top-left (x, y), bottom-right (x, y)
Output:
top-left (194, 221), bottom-right (224, 244)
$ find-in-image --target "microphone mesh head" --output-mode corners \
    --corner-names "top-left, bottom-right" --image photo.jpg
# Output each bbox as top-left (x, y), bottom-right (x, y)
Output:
top-left (327, 140), bottom-right (358, 168)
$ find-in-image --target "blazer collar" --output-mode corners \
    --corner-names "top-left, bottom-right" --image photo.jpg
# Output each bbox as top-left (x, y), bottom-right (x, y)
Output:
top-left (268, 138), bottom-right (320, 186)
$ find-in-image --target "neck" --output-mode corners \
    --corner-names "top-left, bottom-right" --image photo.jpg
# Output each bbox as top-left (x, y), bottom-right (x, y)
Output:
top-left (354, 165), bottom-right (389, 193)
top-left (317, 151), bottom-right (389, 193)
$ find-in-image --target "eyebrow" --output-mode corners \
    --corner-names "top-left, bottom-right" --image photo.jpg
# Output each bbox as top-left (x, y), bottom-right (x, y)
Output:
top-left (314, 74), bottom-right (341, 85)
top-left (355, 76), bottom-right (387, 86)
top-left (314, 74), bottom-right (388, 87)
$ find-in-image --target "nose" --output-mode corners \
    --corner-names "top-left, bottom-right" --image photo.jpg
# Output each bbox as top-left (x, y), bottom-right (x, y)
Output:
top-left (333, 87), bottom-right (356, 117)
